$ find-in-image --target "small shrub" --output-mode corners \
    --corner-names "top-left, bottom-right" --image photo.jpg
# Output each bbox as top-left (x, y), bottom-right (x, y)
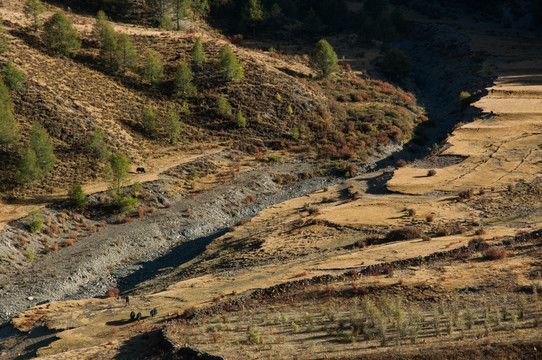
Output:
top-left (434, 222), bottom-right (463, 237)
top-left (474, 228), bottom-right (487, 236)
top-left (105, 287), bottom-right (120, 298)
top-left (459, 91), bottom-right (474, 109)
top-left (26, 249), bottom-right (34, 260)
top-left (458, 189), bottom-right (474, 200)
top-left (426, 214), bottom-right (434, 223)
top-left (484, 247), bottom-right (507, 260)
top-left (294, 271), bottom-right (308, 278)
top-left (455, 251), bottom-right (471, 260)
top-left (395, 159), bottom-right (407, 168)
top-left (386, 226), bottom-right (423, 241)
top-left (427, 169), bottom-right (436, 177)
top-left (64, 238), bottom-right (74, 246)
top-left (26, 209), bottom-right (43, 233)
top-left (406, 208), bottom-right (416, 216)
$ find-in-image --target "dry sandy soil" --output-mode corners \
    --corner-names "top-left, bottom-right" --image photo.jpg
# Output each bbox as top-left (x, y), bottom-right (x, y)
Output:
top-left (2, 3), bottom-right (542, 360)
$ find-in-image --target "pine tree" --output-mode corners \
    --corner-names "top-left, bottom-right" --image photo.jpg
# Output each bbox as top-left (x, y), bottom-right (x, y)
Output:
top-left (0, 79), bottom-right (18, 152)
top-left (191, 37), bottom-right (206, 68)
top-left (93, 10), bottom-right (108, 41)
top-left (174, 62), bottom-right (196, 97)
top-left (142, 105), bottom-right (158, 138)
top-left (68, 183), bottom-right (87, 208)
top-left (19, 123), bottom-right (56, 183)
top-left (243, 0), bottom-right (265, 35)
top-left (117, 33), bottom-right (138, 73)
top-left (216, 95), bottom-right (232, 118)
top-left (142, 49), bottom-right (163, 85)
top-left (24, 0), bottom-right (45, 32)
top-left (170, 0), bottom-right (192, 30)
top-left (43, 11), bottom-right (81, 57)
top-left (381, 48), bottom-right (411, 82)
top-left (166, 107), bottom-right (182, 144)
top-left (98, 16), bottom-right (120, 71)
top-left (4, 61), bottom-right (27, 91)
top-left (218, 44), bottom-right (243, 81)
top-left (309, 39), bottom-right (339, 78)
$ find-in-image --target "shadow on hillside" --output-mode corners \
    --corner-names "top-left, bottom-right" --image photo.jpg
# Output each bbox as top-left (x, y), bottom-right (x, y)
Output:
top-left (116, 228), bottom-right (229, 293)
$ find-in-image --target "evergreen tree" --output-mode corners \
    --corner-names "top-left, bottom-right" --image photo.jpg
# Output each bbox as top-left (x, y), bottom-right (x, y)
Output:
top-left (97, 15), bottom-right (120, 71)
top-left (93, 10), bottom-right (108, 41)
top-left (171, 0), bottom-right (192, 30)
top-left (86, 127), bottom-right (109, 162)
top-left (242, 0), bottom-right (265, 35)
top-left (3, 61), bottom-right (27, 91)
top-left (0, 20), bottom-right (10, 54)
top-left (174, 62), bottom-right (196, 97)
top-left (191, 37), bottom-right (206, 68)
top-left (309, 39), bottom-right (339, 78)
top-left (192, 0), bottom-right (209, 16)
top-left (159, 14), bottom-right (173, 30)
top-left (216, 94), bottom-right (232, 118)
top-left (166, 107), bottom-right (182, 144)
top-left (145, 0), bottom-right (170, 23)
top-left (43, 11), bottom-right (81, 57)
top-left (24, 0), bottom-right (45, 32)
top-left (236, 110), bottom-right (246, 127)
top-left (0, 79), bottom-right (18, 152)
top-left (381, 48), bottom-right (411, 82)
top-left (19, 123), bottom-right (56, 183)
top-left (68, 183), bottom-right (87, 208)
top-left (303, 8), bottom-right (324, 34)
top-left (105, 152), bottom-right (130, 195)
top-left (142, 49), bottom-right (163, 85)
top-left (218, 44), bottom-right (243, 81)
top-left (142, 105), bottom-right (158, 138)
top-left (117, 33), bottom-right (138, 73)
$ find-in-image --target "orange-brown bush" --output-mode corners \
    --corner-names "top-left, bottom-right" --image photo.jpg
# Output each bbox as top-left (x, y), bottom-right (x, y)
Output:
top-left (484, 247), bottom-right (507, 260)
top-left (105, 287), bottom-right (120, 298)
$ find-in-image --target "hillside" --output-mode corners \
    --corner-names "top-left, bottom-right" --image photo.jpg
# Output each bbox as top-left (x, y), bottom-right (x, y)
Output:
top-left (1, 0), bottom-right (542, 359)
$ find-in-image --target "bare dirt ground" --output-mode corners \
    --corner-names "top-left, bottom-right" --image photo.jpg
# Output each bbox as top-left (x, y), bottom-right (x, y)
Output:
top-left (2, 3), bottom-right (542, 360)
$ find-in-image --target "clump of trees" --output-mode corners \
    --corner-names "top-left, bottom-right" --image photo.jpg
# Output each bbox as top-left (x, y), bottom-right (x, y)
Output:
top-left (43, 11), bottom-right (81, 57)
top-left (94, 11), bottom-right (138, 73)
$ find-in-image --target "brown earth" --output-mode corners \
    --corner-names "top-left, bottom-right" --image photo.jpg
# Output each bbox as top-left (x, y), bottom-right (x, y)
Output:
top-left (2, 2), bottom-right (542, 360)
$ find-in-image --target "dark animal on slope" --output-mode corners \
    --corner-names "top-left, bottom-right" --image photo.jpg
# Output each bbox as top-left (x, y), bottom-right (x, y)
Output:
top-left (136, 312), bottom-right (142, 321)
top-left (130, 311), bottom-right (136, 321)
top-left (150, 308), bottom-right (157, 317)
top-left (136, 167), bottom-right (146, 174)
top-left (125, 296), bottom-right (130, 306)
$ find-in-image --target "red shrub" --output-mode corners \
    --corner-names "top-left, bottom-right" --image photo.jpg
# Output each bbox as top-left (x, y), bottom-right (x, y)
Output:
top-left (484, 247), bottom-right (507, 260)
top-left (64, 239), bottom-right (74, 246)
top-left (105, 287), bottom-right (120, 298)
top-left (294, 271), bottom-right (308, 278)
top-left (395, 159), bottom-right (407, 168)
